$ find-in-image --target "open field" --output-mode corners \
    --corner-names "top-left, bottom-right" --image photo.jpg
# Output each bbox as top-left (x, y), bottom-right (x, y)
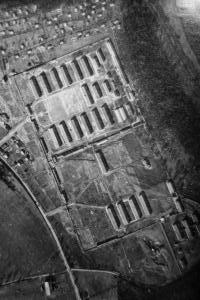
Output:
top-left (0, 166), bottom-right (65, 284)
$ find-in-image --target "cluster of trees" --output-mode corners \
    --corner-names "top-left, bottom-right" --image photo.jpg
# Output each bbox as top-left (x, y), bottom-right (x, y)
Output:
top-left (0, 162), bottom-right (16, 190)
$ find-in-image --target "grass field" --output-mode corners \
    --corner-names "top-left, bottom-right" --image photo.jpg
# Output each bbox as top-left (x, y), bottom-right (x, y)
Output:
top-left (0, 173), bottom-right (65, 284)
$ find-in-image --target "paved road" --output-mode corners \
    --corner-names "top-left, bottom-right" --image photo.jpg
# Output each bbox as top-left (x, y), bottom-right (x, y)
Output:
top-left (0, 155), bottom-right (81, 300)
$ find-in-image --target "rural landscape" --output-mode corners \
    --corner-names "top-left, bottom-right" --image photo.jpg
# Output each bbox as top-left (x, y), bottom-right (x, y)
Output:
top-left (0, 0), bottom-right (200, 299)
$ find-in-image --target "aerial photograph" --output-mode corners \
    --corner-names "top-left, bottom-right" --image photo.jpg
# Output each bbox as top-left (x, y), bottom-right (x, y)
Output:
top-left (0, 0), bottom-right (200, 299)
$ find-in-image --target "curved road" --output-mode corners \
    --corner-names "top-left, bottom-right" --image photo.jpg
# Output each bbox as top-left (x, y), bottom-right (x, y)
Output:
top-left (0, 155), bottom-right (81, 300)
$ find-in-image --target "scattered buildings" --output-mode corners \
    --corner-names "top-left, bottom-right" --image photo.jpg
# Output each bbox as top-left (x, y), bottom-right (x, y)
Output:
top-left (8, 31), bottom-right (200, 286)
top-left (0, 0), bottom-right (200, 297)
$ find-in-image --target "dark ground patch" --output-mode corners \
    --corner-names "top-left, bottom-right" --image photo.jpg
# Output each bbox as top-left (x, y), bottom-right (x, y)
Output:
top-left (148, 261), bottom-right (200, 300)
top-left (114, 0), bottom-right (200, 201)
top-left (0, 164), bottom-right (65, 284)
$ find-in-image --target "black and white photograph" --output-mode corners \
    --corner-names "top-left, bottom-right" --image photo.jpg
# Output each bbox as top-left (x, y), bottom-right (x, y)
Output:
top-left (0, 0), bottom-right (200, 299)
